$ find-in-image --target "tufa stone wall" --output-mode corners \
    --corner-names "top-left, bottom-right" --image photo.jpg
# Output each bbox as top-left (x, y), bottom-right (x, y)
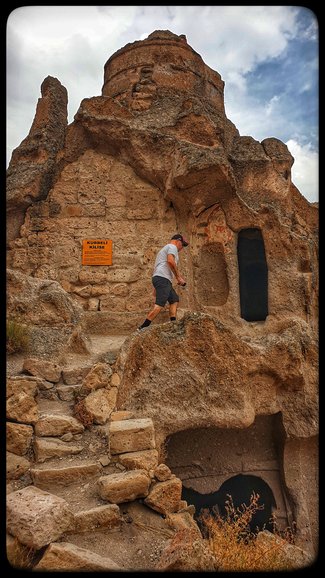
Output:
top-left (6, 30), bottom-right (318, 557)
top-left (7, 31), bottom-right (318, 333)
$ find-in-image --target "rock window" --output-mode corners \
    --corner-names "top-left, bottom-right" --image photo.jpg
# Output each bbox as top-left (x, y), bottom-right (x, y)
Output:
top-left (237, 228), bottom-right (268, 321)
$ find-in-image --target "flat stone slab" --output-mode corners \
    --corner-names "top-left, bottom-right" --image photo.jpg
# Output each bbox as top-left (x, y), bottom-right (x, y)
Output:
top-left (34, 414), bottom-right (84, 436)
top-left (109, 418), bottom-right (155, 454)
top-left (6, 486), bottom-right (74, 549)
top-left (98, 469), bottom-right (151, 503)
top-left (31, 461), bottom-right (101, 487)
top-left (34, 541), bottom-right (120, 571)
top-left (73, 504), bottom-right (121, 532)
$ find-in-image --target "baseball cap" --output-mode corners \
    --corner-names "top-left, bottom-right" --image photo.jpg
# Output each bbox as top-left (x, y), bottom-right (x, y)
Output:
top-left (171, 234), bottom-right (189, 247)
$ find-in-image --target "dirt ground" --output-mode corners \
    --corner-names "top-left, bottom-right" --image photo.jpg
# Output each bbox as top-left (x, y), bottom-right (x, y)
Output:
top-left (62, 500), bottom-right (175, 571)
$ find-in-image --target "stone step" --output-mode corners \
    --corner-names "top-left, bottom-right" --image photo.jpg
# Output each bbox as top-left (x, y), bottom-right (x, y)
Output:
top-left (59, 333), bottom-right (128, 372)
top-left (35, 413), bottom-right (85, 436)
top-left (108, 418), bottom-right (156, 455)
top-left (33, 437), bottom-right (84, 463)
top-left (82, 311), bottom-right (139, 334)
top-left (31, 460), bottom-right (102, 488)
top-left (62, 365), bottom-right (93, 385)
top-left (72, 503), bottom-right (122, 533)
top-left (82, 311), bottom-right (173, 334)
top-left (56, 384), bottom-right (82, 402)
top-left (88, 333), bottom-right (128, 352)
top-left (63, 501), bottom-right (175, 571)
top-left (37, 396), bottom-right (74, 415)
top-left (34, 542), bottom-right (121, 571)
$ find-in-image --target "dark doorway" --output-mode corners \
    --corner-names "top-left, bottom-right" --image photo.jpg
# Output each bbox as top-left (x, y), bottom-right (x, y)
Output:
top-left (182, 474), bottom-right (276, 534)
top-left (181, 485), bottom-right (220, 536)
top-left (217, 474), bottom-right (277, 533)
top-left (237, 228), bottom-right (268, 321)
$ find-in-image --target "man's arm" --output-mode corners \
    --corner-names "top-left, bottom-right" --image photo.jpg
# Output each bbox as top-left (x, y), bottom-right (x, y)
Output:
top-left (167, 254), bottom-right (186, 285)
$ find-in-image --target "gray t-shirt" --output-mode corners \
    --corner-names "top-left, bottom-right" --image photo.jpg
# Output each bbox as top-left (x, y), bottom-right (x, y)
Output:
top-left (152, 243), bottom-right (179, 282)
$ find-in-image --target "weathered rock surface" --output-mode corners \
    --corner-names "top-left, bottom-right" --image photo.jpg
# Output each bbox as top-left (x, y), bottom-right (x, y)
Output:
top-left (73, 504), bottom-right (121, 532)
top-left (79, 362), bottom-right (113, 395)
top-left (255, 530), bottom-right (314, 570)
top-left (7, 375), bottom-right (39, 398)
top-left (6, 452), bottom-right (31, 480)
top-left (34, 414), bottom-right (84, 437)
top-left (7, 76), bottom-right (67, 243)
top-left (98, 469), bottom-right (151, 503)
top-left (6, 390), bottom-right (39, 424)
top-left (6, 422), bottom-right (34, 456)
top-left (109, 418), bottom-right (156, 454)
top-left (7, 269), bottom-right (82, 326)
top-left (6, 533), bottom-right (37, 569)
top-left (144, 477), bottom-right (183, 514)
top-left (118, 449), bottom-right (159, 471)
top-left (116, 313), bottom-right (318, 443)
top-left (6, 28), bottom-right (318, 570)
top-left (34, 541), bottom-right (120, 571)
top-left (7, 486), bottom-right (74, 549)
top-left (31, 461), bottom-right (101, 488)
top-left (76, 387), bottom-right (117, 425)
top-left (33, 437), bottom-right (84, 463)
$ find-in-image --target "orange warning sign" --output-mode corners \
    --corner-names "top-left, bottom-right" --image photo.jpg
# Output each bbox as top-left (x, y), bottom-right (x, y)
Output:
top-left (82, 239), bottom-right (112, 266)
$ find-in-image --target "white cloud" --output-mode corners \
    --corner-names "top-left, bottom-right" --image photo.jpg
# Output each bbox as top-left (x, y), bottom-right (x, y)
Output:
top-left (286, 140), bottom-right (318, 203)
top-left (184, 5), bottom-right (298, 87)
top-left (225, 96), bottom-right (284, 142)
top-left (299, 15), bottom-right (318, 41)
top-left (7, 5), bottom-right (300, 121)
top-left (265, 96), bottom-right (280, 117)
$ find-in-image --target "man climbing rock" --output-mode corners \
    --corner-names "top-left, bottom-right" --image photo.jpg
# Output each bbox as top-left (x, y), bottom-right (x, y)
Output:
top-left (138, 234), bottom-right (189, 330)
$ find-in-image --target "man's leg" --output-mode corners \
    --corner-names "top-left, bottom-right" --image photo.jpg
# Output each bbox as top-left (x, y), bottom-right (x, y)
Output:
top-left (169, 301), bottom-right (178, 320)
top-left (138, 304), bottom-right (163, 329)
top-left (168, 287), bottom-right (180, 321)
top-left (138, 277), bottom-right (171, 330)
top-left (147, 304), bottom-right (163, 321)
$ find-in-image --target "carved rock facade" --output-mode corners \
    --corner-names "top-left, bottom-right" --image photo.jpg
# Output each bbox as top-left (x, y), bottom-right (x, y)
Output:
top-left (7, 30), bottom-right (318, 561)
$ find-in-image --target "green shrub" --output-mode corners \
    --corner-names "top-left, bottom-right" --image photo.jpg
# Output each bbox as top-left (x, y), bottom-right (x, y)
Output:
top-left (6, 319), bottom-right (29, 354)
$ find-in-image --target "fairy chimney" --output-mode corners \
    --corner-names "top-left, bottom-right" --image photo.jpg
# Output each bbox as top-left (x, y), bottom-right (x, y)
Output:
top-left (7, 30), bottom-right (318, 557)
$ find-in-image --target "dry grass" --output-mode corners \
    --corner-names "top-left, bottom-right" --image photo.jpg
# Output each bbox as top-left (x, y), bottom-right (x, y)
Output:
top-left (7, 537), bottom-right (37, 569)
top-left (200, 492), bottom-right (296, 571)
top-left (6, 318), bottom-right (29, 354)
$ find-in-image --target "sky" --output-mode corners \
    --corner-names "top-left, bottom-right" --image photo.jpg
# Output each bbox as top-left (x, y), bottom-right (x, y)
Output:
top-left (6, 5), bottom-right (318, 203)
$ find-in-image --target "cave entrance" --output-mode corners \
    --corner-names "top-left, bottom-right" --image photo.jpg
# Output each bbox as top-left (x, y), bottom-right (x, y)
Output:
top-left (237, 228), bottom-right (268, 321)
top-left (182, 474), bottom-right (276, 534)
top-left (217, 474), bottom-right (277, 532)
top-left (165, 416), bottom-right (291, 534)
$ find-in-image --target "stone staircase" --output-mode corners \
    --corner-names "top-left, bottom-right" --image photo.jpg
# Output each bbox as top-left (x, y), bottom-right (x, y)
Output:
top-left (6, 331), bottom-right (201, 571)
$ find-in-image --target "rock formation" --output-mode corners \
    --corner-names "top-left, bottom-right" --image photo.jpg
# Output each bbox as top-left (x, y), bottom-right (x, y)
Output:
top-left (7, 76), bottom-right (68, 243)
top-left (6, 30), bottom-right (318, 569)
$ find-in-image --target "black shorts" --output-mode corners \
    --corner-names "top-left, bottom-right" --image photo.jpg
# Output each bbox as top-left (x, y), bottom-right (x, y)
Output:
top-left (152, 276), bottom-right (180, 307)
